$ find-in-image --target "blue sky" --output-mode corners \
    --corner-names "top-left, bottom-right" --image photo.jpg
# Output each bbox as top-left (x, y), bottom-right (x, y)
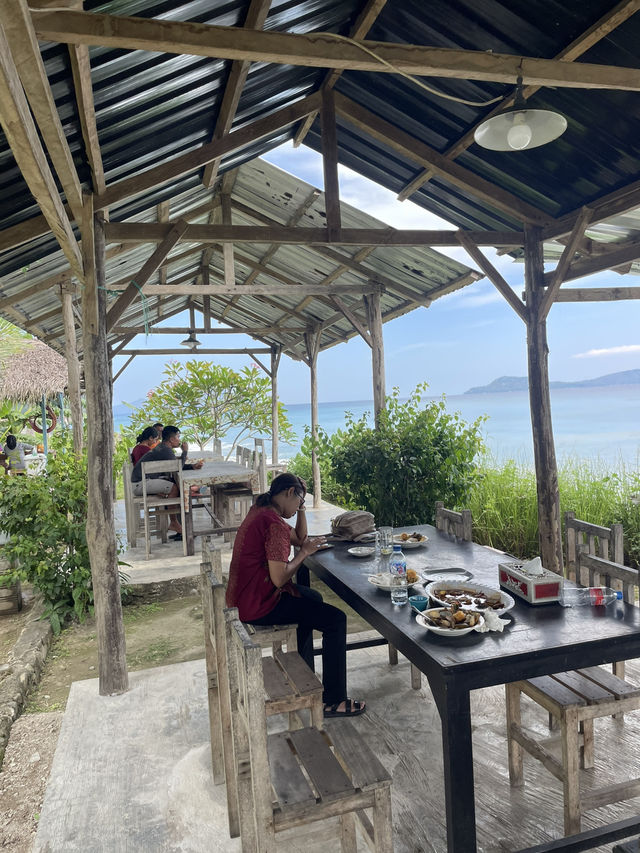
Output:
top-left (112, 143), bottom-right (640, 406)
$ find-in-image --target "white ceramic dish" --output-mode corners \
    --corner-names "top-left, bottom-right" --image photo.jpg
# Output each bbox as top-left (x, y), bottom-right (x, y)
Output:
top-left (348, 546), bottom-right (375, 558)
top-left (421, 568), bottom-right (473, 583)
top-left (424, 580), bottom-right (515, 616)
top-left (415, 608), bottom-right (484, 637)
top-left (393, 534), bottom-right (428, 550)
top-left (367, 574), bottom-right (423, 593)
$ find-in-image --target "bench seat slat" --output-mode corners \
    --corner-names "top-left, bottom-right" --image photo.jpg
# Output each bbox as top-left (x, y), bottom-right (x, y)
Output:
top-left (268, 731), bottom-right (316, 808)
top-left (289, 727), bottom-right (354, 801)
top-left (324, 719), bottom-right (391, 790)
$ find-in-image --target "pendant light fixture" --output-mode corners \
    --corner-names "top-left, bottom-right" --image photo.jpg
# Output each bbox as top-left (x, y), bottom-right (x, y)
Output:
top-left (180, 330), bottom-right (201, 350)
top-left (474, 77), bottom-right (567, 151)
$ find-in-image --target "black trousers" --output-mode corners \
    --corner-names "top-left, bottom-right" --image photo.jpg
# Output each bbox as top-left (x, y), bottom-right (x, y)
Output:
top-left (247, 584), bottom-right (347, 705)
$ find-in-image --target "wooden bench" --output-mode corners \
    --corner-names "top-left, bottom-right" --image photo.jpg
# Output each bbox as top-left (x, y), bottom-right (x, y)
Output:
top-left (199, 540), bottom-right (324, 839)
top-left (435, 501), bottom-right (473, 541)
top-left (565, 511), bottom-right (624, 582)
top-left (506, 552), bottom-right (640, 835)
top-left (225, 611), bottom-right (393, 851)
top-left (140, 459), bottom-right (185, 559)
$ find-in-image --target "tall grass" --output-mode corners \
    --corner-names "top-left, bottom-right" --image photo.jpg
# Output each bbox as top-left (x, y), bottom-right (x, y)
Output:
top-left (468, 453), bottom-right (640, 566)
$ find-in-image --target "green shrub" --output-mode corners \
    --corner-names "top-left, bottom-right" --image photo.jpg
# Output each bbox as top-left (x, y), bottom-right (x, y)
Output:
top-left (288, 428), bottom-right (353, 507)
top-left (294, 385), bottom-right (485, 527)
top-left (0, 435), bottom-right (92, 633)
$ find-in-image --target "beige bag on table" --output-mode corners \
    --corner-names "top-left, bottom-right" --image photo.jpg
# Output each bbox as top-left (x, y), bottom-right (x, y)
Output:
top-left (330, 510), bottom-right (375, 542)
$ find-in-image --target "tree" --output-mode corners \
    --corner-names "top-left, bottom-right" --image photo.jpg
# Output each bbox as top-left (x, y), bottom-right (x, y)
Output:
top-left (120, 360), bottom-right (294, 456)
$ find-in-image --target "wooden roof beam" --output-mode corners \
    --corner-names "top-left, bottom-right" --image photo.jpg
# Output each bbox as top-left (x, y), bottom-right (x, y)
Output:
top-left (68, 35), bottom-right (105, 194)
top-left (95, 92), bottom-right (322, 211)
top-left (540, 207), bottom-right (592, 317)
top-left (117, 348), bottom-right (271, 356)
top-left (294, 0), bottom-right (387, 147)
top-left (0, 20), bottom-right (83, 279)
top-left (334, 93), bottom-right (548, 226)
top-left (457, 231), bottom-right (527, 322)
top-left (554, 286), bottom-right (640, 302)
top-left (542, 240), bottom-right (640, 284)
top-left (2, 0), bottom-right (83, 221)
top-left (202, 0), bottom-right (272, 188)
top-left (106, 282), bottom-right (378, 296)
top-left (32, 10), bottom-right (640, 91)
top-left (104, 221), bottom-right (526, 246)
top-left (547, 179), bottom-right (640, 241)
top-left (396, 0), bottom-right (640, 201)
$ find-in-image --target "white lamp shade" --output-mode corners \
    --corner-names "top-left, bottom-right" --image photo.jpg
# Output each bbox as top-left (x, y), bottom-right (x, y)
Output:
top-left (474, 108), bottom-right (567, 151)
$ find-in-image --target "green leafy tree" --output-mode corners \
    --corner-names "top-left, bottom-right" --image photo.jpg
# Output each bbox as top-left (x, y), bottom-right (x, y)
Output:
top-left (118, 360), bottom-right (294, 457)
top-left (301, 384), bottom-right (485, 526)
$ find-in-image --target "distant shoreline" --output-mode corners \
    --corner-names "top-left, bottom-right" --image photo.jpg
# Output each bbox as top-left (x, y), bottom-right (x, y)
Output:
top-left (465, 369), bottom-right (640, 395)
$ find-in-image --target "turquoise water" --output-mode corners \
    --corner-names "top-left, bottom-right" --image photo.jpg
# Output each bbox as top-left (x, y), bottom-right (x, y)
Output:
top-left (113, 385), bottom-right (640, 468)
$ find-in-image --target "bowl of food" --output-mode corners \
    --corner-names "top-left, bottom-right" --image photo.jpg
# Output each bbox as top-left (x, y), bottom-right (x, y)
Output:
top-left (348, 546), bottom-right (375, 558)
top-left (393, 532), bottom-right (428, 549)
top-left (424, 581), bottom-right (515, 616)
top-left (416, 605), bottom-right (484, 636)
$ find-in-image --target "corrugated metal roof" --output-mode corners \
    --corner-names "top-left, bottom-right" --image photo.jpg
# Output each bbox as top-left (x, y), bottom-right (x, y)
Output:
top-left (0, 0), bottom-right (639, 356)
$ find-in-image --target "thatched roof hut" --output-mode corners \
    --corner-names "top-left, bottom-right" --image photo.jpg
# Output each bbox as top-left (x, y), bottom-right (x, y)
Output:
top-left (0, 339), bottom-right (68, 403)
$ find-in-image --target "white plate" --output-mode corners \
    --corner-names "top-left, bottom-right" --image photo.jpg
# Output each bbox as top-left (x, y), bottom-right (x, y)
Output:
top-left (416, 608), bottom-right (484, 637)
top-left (348, 546), bottom-right (375, 558)
top-left (393, 534), bottom-right (428, 549)
top-left (367, 574), bottom-right (424, 593)
top-left (424, 580), bottom-right (515, 616)
top-left (421, 568), bottom-right (473, 583)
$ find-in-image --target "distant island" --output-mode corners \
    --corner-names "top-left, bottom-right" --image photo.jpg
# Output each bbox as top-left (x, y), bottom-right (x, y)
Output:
top-left (465, 369), bottom-right (640, 395)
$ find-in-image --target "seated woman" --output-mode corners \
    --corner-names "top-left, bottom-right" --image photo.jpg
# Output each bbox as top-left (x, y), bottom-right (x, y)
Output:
top-left (131, 426), bottom-right (158, 465)
top-left (4, 434), bottom-right (33, 475)
top-left (226, 473), bottom-right (365, 718)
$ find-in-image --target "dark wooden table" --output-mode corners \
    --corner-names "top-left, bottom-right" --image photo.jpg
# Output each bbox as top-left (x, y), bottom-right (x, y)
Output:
top-left (302, 524), bottom-right (640, 853)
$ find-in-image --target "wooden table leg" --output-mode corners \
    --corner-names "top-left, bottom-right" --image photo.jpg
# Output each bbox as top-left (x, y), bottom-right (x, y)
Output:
top-left (430, 676), bottom-right (477, 853)
top-left (184, 493), bottom-right (195, 557)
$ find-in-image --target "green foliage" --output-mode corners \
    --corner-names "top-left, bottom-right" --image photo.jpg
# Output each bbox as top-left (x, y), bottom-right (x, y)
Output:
top-left (468, 454), bottom-right (640, 566)
top-left (288, 427), bottom-right (352, 507)
top-left (292, 385), bottom-right (485, 526)
top-left (0, 438), bottom-right (92, 632)
top-left (116, 360), bottom-right (294, 458)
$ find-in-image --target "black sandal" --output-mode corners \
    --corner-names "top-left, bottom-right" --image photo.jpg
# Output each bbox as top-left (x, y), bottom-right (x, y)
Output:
top-left (323, 699), bottom-right (366, 718)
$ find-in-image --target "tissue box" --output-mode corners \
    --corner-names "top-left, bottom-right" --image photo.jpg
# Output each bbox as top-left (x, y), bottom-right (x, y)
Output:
top-left (499, 562), bottom-right (563, 604)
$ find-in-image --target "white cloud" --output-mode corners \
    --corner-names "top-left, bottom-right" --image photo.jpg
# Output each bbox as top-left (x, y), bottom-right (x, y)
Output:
top-left (574, 344), bottom-right (640, 359)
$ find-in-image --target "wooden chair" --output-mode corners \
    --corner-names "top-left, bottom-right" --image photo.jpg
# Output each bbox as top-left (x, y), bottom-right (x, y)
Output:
top-left (225, 611), bottom-right (393, 852)
top-left (435, 501), bottom-right (473, 541)
top-left (505, 552), bottom-right (640, 835)
top-left (202, 535), bottom-right (299, 655)
top-left (565, 511), bottom-right (623, 580)
top-left (199, 543), bottom-right (324, 838)
top-left (214, 441), bottom-right (261, 544)
top-left (122, 459), bottom-right (161, 548)
top-left (140, 458), bottom-right (186, 559)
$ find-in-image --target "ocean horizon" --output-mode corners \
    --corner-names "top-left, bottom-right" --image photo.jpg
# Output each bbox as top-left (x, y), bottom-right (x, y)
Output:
top-left (113, 384), bottom-right (640, 469)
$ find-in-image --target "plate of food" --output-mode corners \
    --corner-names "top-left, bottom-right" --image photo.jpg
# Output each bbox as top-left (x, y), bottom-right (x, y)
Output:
top-left (424, 580), bottom-right (515, 616)
top-left (416, 605), bottom-right (484, 637)
top-left (393, 532), bottom-right (428, 549)
top-left (367, 573), bottom-right (423, 592)
top-left (348, 546), bottom-right (375, 558)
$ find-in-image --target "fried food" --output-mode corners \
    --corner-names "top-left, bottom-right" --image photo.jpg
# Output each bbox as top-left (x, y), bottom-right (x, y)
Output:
top-left (425, 603), bottom-right (481, 630)
top-left (433, 586), bottom-right (504, 610)
top-left (406, 568), bottom-right (419, 583)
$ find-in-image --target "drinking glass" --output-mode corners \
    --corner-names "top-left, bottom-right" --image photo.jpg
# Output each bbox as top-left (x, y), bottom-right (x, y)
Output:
top-left (379, 526), bottom-right (393, 557)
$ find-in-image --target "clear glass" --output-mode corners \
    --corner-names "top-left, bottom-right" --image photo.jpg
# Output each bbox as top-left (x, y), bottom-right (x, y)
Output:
top-left (379, 526), bottom-right (393, 556)
top-left (390, 577), bottom-right (408, 605)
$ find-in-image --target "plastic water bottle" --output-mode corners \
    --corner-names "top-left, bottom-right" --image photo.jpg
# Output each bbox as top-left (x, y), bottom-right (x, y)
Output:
top-left (559, 586), bottom-right (623, 607)
top-left (389, 544), bottom-right (408, 606)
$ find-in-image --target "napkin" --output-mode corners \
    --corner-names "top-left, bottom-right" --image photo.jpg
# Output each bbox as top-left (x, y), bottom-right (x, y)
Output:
top-left (520, 556), bottom-right (544, 576)
top-left (475, 610), bottom-right (509, 633)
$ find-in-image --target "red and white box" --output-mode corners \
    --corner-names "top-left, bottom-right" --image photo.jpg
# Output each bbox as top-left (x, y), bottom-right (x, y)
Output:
top-left (499, 561), bottom-right (563, 605)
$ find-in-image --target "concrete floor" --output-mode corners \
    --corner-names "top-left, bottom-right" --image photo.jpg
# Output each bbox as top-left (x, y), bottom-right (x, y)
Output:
top-left (33, 501), bottom-right (640, 852)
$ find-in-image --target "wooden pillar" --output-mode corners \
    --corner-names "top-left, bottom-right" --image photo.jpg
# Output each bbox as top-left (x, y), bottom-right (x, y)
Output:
top-left (81, 195), bottom-right (128, 695)
top-left (321, 89), bottom-right (341, 242)
top-left (40, 395), bottom-right (48, 456)
top-left (270, 345), bottom-right (281, 468)
top-left (304, 327), bottom-right (322, 508)
top-left (524, 225), bottom-right (563, 574)
top-left (60, 279), bottom-right (83, 456)
top-left (364, 286), bottom-right (386, 428)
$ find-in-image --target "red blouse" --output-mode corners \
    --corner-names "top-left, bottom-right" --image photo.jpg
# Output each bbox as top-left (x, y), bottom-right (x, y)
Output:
top-left (226, 504), bottom-right (297, 621)
top-left (131, 444), bottom-right (151, 465)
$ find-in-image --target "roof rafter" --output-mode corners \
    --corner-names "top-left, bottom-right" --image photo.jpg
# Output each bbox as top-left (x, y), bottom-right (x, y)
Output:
top-left (32, 9), bottom-right (640, 91)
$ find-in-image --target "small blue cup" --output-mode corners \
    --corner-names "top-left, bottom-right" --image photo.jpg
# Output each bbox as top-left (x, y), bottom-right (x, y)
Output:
top-left (409, 594), bottom-right (428, 612)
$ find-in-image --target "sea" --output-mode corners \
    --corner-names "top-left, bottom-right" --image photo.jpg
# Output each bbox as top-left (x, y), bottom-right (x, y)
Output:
top-left (113, 385), bottom-right (640, 470)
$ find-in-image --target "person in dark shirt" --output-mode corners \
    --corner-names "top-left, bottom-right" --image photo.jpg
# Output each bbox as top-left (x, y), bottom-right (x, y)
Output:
top-left (131, 425), bottom-right (203, 539)
top-left (131, 426), bottom-right (158, 465)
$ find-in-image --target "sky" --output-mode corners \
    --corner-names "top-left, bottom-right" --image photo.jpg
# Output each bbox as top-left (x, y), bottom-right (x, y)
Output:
top-left (112, 142), bottom-right (640, 407)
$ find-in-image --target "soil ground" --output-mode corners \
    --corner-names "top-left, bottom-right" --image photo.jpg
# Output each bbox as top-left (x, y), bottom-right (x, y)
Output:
top-left (0, 578), bottom-right (367, 852)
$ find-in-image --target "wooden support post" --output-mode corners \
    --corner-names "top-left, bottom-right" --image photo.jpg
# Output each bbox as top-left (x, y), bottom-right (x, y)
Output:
top-left (82, 206), bottom-right (128, 696)
top-left (40, 395), bottom-right (48, 456)
top-left (524, 225), bottom-right (563, 574)
top-left (271, 345), bottom-right (281, 470)
top-left (60, 278), bottom-right (83, 456)
top-left (321, 88), bottom-right (341, 241)
top-left (364, 286), bottom-right (386, 428)
top-left (304, 328), bottom-right (322, 508)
